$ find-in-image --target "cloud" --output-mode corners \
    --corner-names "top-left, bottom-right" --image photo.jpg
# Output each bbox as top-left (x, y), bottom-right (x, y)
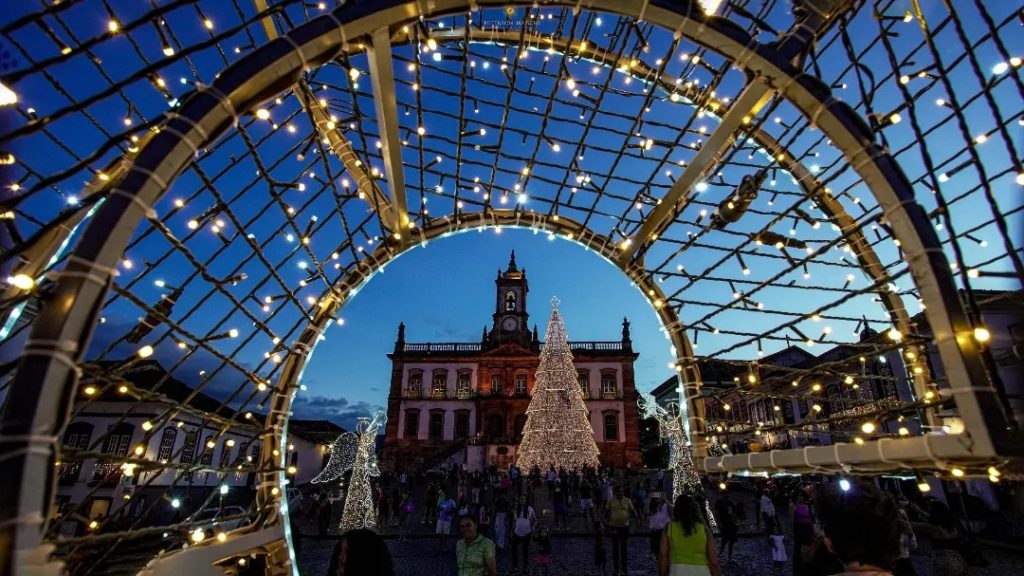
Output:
top-left (292, 395), bottom-right (383, 431)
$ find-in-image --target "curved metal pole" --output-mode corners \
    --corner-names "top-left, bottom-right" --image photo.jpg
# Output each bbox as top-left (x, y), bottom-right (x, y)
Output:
top-left (0, 1), bottom-right (1002, 573)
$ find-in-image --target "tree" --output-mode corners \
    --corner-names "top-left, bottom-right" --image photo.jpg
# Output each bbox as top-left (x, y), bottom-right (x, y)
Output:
top-left (516, 297), bottom-right (600, 470)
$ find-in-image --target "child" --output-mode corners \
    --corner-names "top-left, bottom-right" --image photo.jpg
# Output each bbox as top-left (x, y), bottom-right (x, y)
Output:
top-left (769, 524), bottom-right (787, 574)
top-left (593, 520), bottom-right (607, 576)
top-left (534, 526), bottom-right (552, 576)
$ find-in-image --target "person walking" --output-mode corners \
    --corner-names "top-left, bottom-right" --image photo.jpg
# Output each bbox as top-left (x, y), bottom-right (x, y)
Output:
top-left (494, 496), bottom-right (510, 549)
top-left (712, 494), bottom-right (738, 564)
top-left (606, 485), bottom-right (635, 576)
top-left (456, 516), bottom-right (497, 576)
top-left (510, 497), bottom-right (536, 575)
top-left (534, 526), bottom-right (552, 576)
top-left (658, 494), bottom-right (721, 576)
top-left (760, 489), bottom-right (780, 534)
top-left (437, 492), bottom-right (457, 551)
top-left (649, 493), bottom-right (672, 558)
top-left (593, 519), bottom-right (608, 576)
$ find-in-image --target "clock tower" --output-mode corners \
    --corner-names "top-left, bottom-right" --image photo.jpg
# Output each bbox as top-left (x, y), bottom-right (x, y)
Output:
top-left (490, 251), bottom-right (531, 347)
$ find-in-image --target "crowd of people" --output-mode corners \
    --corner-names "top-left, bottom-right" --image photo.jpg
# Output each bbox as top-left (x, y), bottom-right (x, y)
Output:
top-left (297, 463), bottom-right (994, 576)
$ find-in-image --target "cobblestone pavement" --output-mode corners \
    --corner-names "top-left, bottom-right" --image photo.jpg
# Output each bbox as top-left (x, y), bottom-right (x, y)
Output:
top-left (296, 532), bottom-right (1024, 576)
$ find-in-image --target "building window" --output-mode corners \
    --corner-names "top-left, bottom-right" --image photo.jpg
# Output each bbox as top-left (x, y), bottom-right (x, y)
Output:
top-left (491, 374), bottom-right (504, 396)
top-left (404, 410), bottom-right (420, 439)
top-left (604, 413), bottom-right (619, 442)
top-left (514, 374), bottom-right (528, 396)
top-left (157, 428), bottom-right (177, 462)
top-left (60, 422), bottom-right (93, 484)
top-left (428, 410), bottom-right (445, 440)
top-left (219, 441), bottom-right (233, 469)
top-left (578, 372), bottom-right (590, 398)
top-left (180, 432), bottom-right (198, 464)
top-left (103, 424), bottom-right (134, 457)
top-left (407, 372), bottom-right (423, 397)
top-left (91, 423), bottom-right (133, 486)
top-left (454, 411), bottom-right (470, 439)
top-left (432, 371), bottom-right (448, 399)
top-left (456, 371), bottom-right (472, 398)
top-left (601, 373), bottom-right (617, 398)
top-left (199, 436), bottom-right (215, 466)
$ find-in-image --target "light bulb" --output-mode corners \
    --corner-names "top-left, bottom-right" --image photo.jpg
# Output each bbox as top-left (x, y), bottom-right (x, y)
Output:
top-left (137, 345), bottom-right (154, 359)
top-left (8, 274), bottom-right (34, 290)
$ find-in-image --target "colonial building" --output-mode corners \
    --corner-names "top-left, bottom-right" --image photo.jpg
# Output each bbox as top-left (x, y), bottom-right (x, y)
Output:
top-left (54, 360), bottom-right (341, 535)
top-left (382, 252), bottom-right (643, 471)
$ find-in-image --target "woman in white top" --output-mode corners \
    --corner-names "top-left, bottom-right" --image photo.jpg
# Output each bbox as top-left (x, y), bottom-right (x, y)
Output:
top-left (510, 500), bottom-right (535, 574)
top-left (649, 494), bottom-right (671, 556)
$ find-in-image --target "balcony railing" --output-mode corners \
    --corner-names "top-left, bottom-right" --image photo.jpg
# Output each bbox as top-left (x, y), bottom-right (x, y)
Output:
top-left (401, 343), bottom-right (483, 353)
top-left (601, 390), bottom-right (621, 400)
top-left (430, 389), bottom-right (448, 400)
top-left (58, 462), bottom-right (83, 486)
top-left (88, 461), bottom-right (123, 487)
top-left (403, 388), bottom-right (423, 399)
top-left (456, 389), bottom-right (475, 399)
top-left (567, 341), bottom-right (624, 351)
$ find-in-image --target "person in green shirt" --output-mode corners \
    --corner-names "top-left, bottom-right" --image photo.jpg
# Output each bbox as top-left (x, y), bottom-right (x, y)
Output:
top-left (606, 485), bottom-right (635, 576)
top-left (457, 515), bottom-right (497, 576)
top-left (659, 494), bottom-right (720, 576)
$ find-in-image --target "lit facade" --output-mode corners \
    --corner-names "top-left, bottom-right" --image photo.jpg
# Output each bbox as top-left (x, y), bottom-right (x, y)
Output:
top-left (381, 252), bottom-right (643, 471)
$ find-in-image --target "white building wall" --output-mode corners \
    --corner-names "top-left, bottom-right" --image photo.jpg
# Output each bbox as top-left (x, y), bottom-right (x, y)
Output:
top-left (57, 400), bottom-right (331, 513)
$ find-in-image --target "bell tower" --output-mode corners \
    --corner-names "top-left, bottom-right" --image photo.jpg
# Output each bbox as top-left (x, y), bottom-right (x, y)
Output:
top-left (490, 250), bottom-right (530, 347)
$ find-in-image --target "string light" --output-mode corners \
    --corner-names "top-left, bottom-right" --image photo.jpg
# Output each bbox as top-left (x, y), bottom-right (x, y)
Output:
top-left (517, 298), bottom-right (600, 470)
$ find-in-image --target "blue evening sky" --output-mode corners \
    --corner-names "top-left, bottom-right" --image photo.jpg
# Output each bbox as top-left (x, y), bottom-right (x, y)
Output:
top-left (295, 227), bottom-right (676, 424)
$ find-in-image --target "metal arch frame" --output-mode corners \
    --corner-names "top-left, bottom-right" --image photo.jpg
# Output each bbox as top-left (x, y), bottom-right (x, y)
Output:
top-left (0, 0), bottom-right (1008, 572)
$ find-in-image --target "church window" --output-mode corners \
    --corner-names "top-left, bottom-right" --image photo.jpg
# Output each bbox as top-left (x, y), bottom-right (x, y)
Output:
top-left (490, 374), bottom-right (504, 396)
top-left (604, 413), bottom-right (619, 442)
top-left (514, 374), bottom-right (528, 396)
top-left (505, 289), bottom-right (516, 311)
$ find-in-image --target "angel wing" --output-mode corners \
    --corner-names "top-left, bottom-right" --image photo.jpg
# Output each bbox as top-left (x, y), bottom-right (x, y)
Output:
top-left (312, 431), bottom-right (359, 483)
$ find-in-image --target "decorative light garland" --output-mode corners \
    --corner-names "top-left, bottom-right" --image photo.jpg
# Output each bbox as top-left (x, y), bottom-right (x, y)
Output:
top-left (517, 297), bottom-right (600, 471)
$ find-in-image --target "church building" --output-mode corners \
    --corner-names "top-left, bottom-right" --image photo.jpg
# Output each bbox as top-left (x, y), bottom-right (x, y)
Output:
top-left (381, 252), bottom-right (643, 471)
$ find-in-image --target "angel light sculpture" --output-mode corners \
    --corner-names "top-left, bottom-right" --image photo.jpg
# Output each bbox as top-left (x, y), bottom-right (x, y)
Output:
top-left (312, 411), bottom-right (385, 532)
top-left (639, 395), bottom-right (716, 530)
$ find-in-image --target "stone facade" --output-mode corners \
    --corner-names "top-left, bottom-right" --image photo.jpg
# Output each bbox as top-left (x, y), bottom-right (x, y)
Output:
top-left (381, 252), bottom-right (643, 471)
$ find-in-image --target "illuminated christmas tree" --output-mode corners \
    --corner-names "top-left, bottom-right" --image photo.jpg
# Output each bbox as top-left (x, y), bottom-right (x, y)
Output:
top-left (516, 297), bottom-right (600, 470)
top-left (312, 412), bottom-right (384, 532)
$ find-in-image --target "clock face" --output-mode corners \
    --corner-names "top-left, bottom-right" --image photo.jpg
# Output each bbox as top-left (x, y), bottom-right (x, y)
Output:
top-left (502, 317), bottom-right (518, 331)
